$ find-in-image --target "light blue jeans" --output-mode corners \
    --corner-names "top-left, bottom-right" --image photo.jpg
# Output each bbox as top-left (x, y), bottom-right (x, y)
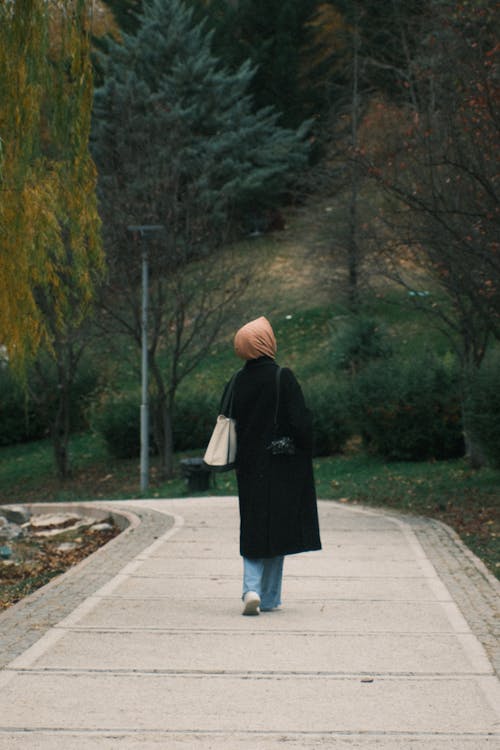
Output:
top-left (242, 556), bottom-right (284, 611)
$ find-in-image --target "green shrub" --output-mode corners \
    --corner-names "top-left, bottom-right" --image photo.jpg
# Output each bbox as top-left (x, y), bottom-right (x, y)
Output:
top-left (34, 356), bottom-right (99, 433)
top-left (92, 387), bottom-right (219, 458)
top-left (173, 390), bottom-right (219, 451)
top-left (332, 316), bottom-right (393, 373)
top-left (0, 368), bottom-right (47, 445)
top-left (305, 380), bottom-right (352, 457)
top-left (91, 391), bottom-right (142, 459)
top-left (466, 351), bottom-right (500, 468)
top-left (352, 355), bottom-right (464, 461)
top-left (0, 355), bottom-right (99, 448)
top-left (66, 358), bottom-right (100, 432)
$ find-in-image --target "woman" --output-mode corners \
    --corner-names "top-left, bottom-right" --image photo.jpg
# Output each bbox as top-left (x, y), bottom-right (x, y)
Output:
top-left (221, 316), bottom-right (321, 615)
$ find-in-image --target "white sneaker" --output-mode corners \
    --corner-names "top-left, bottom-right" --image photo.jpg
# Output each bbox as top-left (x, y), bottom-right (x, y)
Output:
top-left (242, 591), bottom-right (260, 616)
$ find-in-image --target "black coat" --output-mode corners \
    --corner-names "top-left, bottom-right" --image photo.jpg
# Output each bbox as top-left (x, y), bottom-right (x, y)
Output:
top-left (222, 356), bottom-right (321, 559)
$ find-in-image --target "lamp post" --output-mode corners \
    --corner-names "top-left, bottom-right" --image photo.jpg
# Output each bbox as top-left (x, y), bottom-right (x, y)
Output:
top-left (127, 224), bottom-right (165, 494)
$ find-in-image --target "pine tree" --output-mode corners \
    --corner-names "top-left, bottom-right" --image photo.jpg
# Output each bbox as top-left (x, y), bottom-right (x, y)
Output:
top-left (93, 0), bottom-right (309, 251)
top-left (92, 0), bottom-right (310, 478)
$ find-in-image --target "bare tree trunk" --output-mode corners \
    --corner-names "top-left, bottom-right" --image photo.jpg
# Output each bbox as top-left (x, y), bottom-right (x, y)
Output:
top-left (52, 381), bottom-right (71, 480)
top-left (463, 424), bottom-right (486, 469)
top-left (348, 163), bottom-right (360, 308)
top-left (33, 340), bottom-right (81, 481)
top-left (163, 396), bottom-right (174, 479)
top-left (460, 345), bottom-right (487, 469)
top-left (150, 358), bottom-right (175, 479)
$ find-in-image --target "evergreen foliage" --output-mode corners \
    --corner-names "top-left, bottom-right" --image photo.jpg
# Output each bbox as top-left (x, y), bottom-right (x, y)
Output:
top-left (91, 390), bottom-right (143, 459)
top-left (192, 0), bottom-right (318, 128)
top-left (352, 355), bottom-right (464, 462)
top-left (466, 351), bottom-right (500, 469)
top-left (305, 380), bottom-right (352, 456)
top-left (0, 356), bottom-right (98, 447)
top-left (92, 0), bottom-right (310, 249)
top-left (91, 387), bottom-right (218, 457)
top-left (331, 316), bottom-right (392, 374)
top-left (0, 369), bottom-right (46, 446)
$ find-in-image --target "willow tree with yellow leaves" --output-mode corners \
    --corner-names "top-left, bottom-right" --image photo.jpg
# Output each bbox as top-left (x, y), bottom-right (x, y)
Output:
top-left (0, 0), bottom-right (103, 477)
top-left (0, 0), bottom-right (102, 367)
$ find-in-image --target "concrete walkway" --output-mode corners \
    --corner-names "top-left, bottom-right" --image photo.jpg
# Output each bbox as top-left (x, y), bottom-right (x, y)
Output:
top-left (0, 497), bottom-right (499, 748)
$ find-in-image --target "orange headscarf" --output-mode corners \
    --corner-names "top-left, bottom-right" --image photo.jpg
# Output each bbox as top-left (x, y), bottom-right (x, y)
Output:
top-left (234, 316), bottom-right (277, 360)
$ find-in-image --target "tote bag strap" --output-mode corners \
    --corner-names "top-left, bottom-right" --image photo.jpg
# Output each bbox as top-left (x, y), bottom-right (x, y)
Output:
top-left (273, 366), bottom-right (282, 430)
top-left (220, 370), bottom-right (240, 417)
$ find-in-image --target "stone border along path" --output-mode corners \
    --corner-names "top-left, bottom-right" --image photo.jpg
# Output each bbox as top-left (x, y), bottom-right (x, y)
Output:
top-left (0, 503), bottom-right (174, 669)
top-left (0, 497), bottom-right (498, 749)
top-left (409, 515), bottom-right (500, 679)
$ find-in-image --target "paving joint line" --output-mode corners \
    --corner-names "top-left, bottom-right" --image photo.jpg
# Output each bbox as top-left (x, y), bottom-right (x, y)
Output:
top-left (5, 667), bottom-right (494, 678)
top-left (0, 728), bottom-right (497, 739)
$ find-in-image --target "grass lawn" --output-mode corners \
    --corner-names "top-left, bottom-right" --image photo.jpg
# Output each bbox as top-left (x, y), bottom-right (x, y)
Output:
top-left (314, 450), bottom-right (499, 577)
top-left (1, 433), bottom-right (498, 579)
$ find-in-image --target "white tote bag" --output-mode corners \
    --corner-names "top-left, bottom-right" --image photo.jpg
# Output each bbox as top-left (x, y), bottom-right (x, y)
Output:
top-left (203, 414), bottom-right (237, 471)
top-left (203, 371), bottom-right (239, 472)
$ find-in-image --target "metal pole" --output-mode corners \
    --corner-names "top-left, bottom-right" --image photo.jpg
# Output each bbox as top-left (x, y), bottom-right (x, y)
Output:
top-left (127, 225), bottom-right (164, 495)
top-left (140, 238), bottom-right (149, 494)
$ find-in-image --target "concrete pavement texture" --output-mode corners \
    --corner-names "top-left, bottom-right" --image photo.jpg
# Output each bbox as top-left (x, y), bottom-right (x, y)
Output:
top-left (0, 497), bottom-right (499, 749)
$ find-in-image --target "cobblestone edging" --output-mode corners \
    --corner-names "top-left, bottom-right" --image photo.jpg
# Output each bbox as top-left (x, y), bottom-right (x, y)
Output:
top-left (0, 504), bottom-right (174, 669)
top-left (406, 515), bottom-right (500, 679)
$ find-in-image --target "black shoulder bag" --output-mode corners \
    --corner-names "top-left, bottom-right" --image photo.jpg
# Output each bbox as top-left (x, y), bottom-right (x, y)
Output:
top-left (266, 367), bottom-right (296, 456)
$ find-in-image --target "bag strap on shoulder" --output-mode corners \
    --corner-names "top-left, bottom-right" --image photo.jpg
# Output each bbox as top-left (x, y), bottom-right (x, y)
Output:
top-left (273, 366), bottom-right (282, 428)
top-left (221, 370), bottom-right (240, 417)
